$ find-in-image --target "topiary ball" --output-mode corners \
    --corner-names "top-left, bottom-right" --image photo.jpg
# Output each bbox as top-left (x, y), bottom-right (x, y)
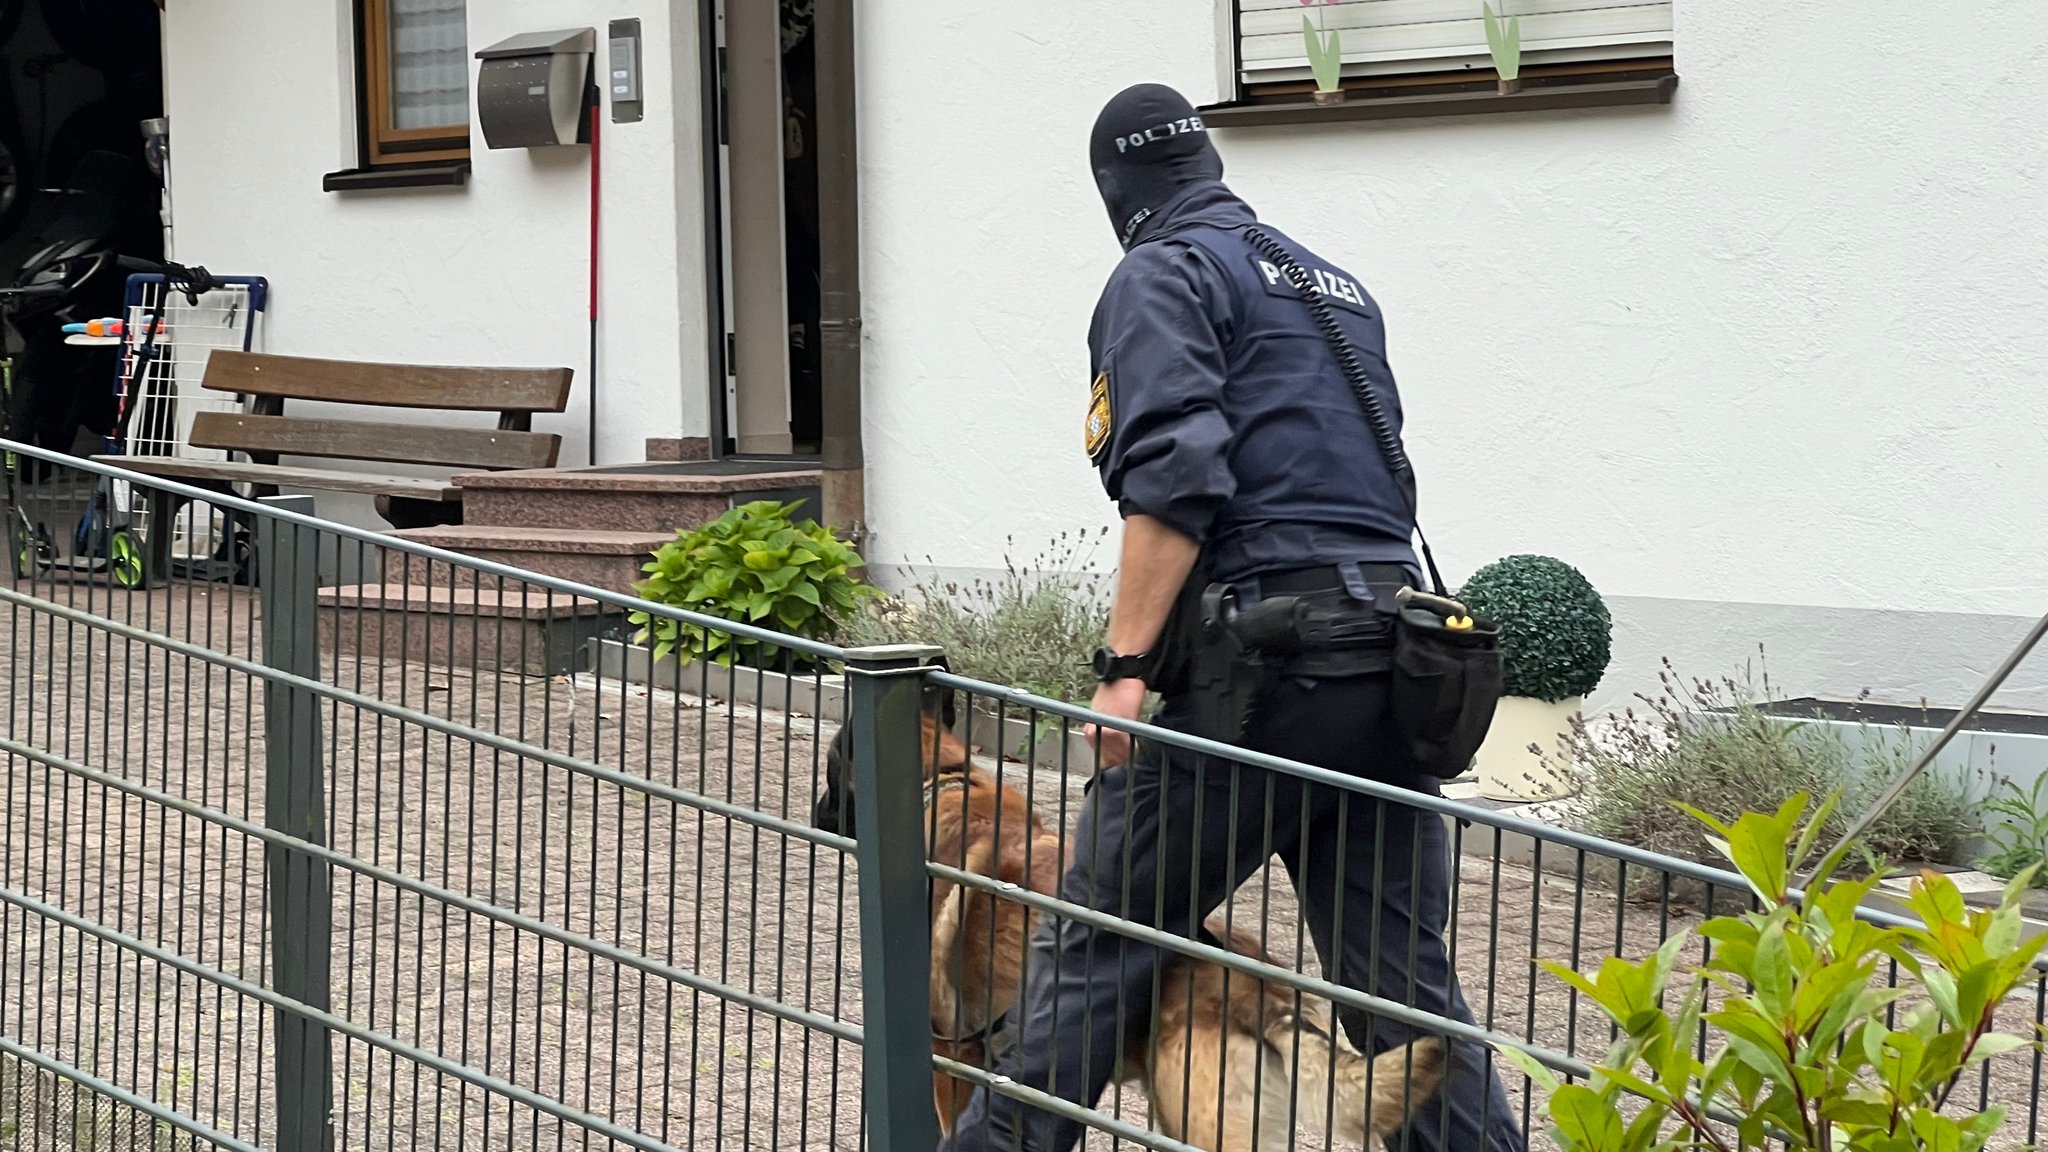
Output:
top-left (1457, 554), bottom-right (1612, 704)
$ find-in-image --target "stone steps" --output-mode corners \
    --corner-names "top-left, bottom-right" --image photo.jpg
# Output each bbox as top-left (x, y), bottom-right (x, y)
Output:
top-left (451, 463), bottom-right (822, 534)
top-left (380, 526), bottom-right (672, 598)
top-left (316, 583), bottom-right (620, 677)
top-left (322, 458), bottom-right (824, 675)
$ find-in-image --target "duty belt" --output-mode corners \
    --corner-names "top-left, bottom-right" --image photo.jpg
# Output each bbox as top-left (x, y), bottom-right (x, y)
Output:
top-left (1254, 561), bottom-right (1415, 597)
top-left (1212, 562), bottom-right (1403, 676)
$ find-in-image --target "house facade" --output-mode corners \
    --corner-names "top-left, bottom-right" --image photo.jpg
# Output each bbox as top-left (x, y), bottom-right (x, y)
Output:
top-left (157, 0), bottom-right (2048, 714)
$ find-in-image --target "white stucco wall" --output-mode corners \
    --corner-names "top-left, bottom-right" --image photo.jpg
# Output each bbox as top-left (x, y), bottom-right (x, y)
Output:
top-left (853, 0), bottom-right (2048, 710)
top-left (161, 0), bottom-right (707, 472)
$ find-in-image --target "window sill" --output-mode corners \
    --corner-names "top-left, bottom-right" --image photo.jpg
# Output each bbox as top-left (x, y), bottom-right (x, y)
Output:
top-left (322, 161), bottom-right (471, 192)
top-left (1199, 70), bottom-right (1677, 129)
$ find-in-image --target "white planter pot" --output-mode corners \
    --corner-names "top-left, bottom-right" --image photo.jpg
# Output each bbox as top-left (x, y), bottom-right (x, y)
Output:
top-left (1477, 695), bottom-right (1582, 801)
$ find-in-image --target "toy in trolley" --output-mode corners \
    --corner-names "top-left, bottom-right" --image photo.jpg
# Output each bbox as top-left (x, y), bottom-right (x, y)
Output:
top-left (7, 258), bottom-right (268, 586)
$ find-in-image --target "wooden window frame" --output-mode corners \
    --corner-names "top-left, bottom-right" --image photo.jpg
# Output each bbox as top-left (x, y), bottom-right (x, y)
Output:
top-left (357, 0), bottom-right (470, 168)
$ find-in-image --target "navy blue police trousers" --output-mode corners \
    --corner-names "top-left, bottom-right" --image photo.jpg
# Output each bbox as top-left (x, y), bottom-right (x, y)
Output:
top-left (939, 673), bottom-right (1527, 1152)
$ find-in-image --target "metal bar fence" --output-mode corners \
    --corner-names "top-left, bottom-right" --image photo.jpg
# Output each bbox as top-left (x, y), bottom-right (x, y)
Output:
top-left (0, 440), bottom-right (2042, 1152)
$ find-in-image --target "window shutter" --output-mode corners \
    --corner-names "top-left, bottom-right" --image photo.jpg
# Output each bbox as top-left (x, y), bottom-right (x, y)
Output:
top-left (1238, 0), bottom-right (1672, 85)
top-left (388, 0), bottom-right (470, 131)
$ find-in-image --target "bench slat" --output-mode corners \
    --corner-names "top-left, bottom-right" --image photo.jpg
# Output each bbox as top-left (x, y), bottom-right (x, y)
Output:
top-left (201, 350), bottom-right (573, 413)
top-left (94, 456), bottom-right (462, 502)
top-left (190, 412), bottom-right (559, 471)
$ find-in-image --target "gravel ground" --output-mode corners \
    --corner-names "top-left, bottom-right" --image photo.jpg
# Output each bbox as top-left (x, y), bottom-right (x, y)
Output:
top-left (1, 577), bottom-right (2044, 1151)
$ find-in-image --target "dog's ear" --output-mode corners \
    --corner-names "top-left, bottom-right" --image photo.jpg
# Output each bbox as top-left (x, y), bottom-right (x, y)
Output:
top-left (812, 721), bottom-right (857, 837)
top-left (923, 682), bottom-right (959, 730)
top-left (921, 655), bottom-right (959, 730)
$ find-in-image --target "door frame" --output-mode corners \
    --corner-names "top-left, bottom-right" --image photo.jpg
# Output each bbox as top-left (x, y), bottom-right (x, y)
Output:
top-left (696, 0), bottom-right (864, 531)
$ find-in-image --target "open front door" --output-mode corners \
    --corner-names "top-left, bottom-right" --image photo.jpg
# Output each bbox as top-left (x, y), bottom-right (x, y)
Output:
top-left (706, 0), bottom-right (857, 490)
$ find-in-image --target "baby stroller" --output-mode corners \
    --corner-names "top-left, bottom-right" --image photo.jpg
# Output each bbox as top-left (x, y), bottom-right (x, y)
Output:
top-left (0, 152), bottom-right (136, 580)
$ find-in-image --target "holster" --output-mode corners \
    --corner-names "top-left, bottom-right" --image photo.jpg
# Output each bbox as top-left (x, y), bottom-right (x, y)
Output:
top-left (1169, 578), bottom-right (1399, 747)
top-left (1178, 584), bottom-right (1267, 745)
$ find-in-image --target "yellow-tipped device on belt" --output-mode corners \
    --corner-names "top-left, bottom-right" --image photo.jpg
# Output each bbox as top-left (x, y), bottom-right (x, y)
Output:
top-left (1395, 585), bottom-right (1475, 623)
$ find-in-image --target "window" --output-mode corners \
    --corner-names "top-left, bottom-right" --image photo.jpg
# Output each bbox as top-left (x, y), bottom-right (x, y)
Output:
top-left (1232, 0), bottom-right (1672, 98)
top-left (358, 0), bottom-right (470, 166)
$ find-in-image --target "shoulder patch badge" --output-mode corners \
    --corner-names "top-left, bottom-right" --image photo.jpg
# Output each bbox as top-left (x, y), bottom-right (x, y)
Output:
top-left (1084, 372), bottom-right (1112, 462)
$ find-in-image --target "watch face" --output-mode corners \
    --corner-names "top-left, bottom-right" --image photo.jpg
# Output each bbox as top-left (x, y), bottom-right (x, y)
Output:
top-left (1091, 647), bottom-right (1114, 678)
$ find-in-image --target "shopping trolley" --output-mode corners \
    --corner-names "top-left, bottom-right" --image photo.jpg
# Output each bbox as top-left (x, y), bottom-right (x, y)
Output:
top-left (104, 259), bottom-right (269, 583)
top-left (8, 256), bottom-right (268, 586)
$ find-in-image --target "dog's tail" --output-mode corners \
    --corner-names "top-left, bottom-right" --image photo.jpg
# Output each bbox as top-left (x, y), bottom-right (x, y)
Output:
top-left (1262, 1002), bottom-right (1446, 1146)
top-left (929, 837), bottom-right (998, 1029)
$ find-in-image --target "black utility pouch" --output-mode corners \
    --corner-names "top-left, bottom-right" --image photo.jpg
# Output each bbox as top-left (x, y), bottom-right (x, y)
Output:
top-left (1389, 604), bottom-right (1505, 780)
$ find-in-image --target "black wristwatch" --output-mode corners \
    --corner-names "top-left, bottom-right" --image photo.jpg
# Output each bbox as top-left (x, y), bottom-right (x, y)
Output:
top-left (1090, 646), bottom-right (1149, 683)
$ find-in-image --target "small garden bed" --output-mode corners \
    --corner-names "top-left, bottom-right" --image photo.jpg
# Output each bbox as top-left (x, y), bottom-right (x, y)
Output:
top-left (1739, 694), bottom-right (2048, 866)
top-left (588, 637), bottom-right (1100, 773)
top-left (1548, 656), bottom-right (1989, 888)
top-left (1756, 696), bottom-right (2048, 736)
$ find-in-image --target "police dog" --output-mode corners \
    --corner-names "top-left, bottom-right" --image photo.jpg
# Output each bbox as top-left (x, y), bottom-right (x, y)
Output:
top-left (811, 689), bottom-right (1444, 1150)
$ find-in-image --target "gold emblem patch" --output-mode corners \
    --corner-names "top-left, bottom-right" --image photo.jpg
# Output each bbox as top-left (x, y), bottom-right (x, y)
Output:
top-left (1084, 372), bottom-right (1112, 461)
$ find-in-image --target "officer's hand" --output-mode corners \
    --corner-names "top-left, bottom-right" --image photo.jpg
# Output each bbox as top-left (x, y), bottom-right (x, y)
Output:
top-left (1084, 678), bottom-right (1148, 769)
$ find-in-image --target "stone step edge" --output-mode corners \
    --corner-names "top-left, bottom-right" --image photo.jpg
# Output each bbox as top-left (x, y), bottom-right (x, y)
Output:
top-left (384, 527), bottom-right (675, 555)
top-left (452, 468), bottom-right (821, 495)
top-left (317, 582), bottom-right (620, 620)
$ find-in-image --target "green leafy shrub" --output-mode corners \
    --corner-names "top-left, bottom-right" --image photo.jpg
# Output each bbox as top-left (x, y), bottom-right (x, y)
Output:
top-left (1506, 792), bottom-right (2047, 1152)
top-left (1562, 657), bottom-right (1981, 870)
top-left (839, 530), bottom-right (1115, 706)
top-left (628, 499), bottom-right (878, 668)
top-left (1457, 554), bottom-right (1612, 702)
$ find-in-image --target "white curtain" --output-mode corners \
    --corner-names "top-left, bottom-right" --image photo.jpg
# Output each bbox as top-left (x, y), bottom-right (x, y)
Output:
top-left (389, 0), bottom-right (469, 131)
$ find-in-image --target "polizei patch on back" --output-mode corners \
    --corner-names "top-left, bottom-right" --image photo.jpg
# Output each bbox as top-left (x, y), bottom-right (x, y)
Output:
top-left (1085, 372), bottom-right (1113, 461)
top-left (1249, 254), bottom-right (1375, 319)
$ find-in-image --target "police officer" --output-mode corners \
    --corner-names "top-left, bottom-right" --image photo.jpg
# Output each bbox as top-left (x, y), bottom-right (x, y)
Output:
top-left (937, 84), bottom-right (1526, 1152)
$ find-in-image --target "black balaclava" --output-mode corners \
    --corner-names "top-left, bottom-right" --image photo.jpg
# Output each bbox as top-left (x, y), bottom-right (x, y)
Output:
top-left (1089, 83), bottom-right (1225, 250)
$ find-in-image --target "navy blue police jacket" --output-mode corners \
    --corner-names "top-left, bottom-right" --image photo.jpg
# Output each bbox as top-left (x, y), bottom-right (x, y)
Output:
top-left (1084, 181), bottom-right (1421, 584)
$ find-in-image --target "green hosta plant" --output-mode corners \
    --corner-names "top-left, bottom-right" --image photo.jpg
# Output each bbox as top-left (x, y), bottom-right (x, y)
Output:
top-left (628, 499), bottom-right (879, 668)
top-left (1501, 791), bottom-right (2048, 1152)
top-left (1483, 2), bottom-right (1522, 93)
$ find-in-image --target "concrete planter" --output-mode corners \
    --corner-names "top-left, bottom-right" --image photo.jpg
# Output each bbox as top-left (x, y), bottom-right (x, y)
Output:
top-left (955, 708), bottom-right (1100, 776)
top-left (588, 638), bottom-right (1099, 773)
top-left (590, 638), bottom-right (846, 717)
top-left (1751, 698), bottom-right (2048, 791)
top-left (1743, 698), bottom-right (2048, 860)
top-left (1477, 695), bottom-right (1582, 801)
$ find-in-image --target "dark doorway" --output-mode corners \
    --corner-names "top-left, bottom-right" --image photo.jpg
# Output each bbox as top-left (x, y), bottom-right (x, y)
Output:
top-left (0, 0), bottom-right (166, 459)
top-left (779, 0), bottom-right (821, 456)
top-left (708, 0), bottom-right (826, 459)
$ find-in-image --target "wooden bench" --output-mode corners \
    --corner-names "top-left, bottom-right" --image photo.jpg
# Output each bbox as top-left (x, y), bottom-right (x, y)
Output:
top-left (99, 349), bottom-right (571, 519)
top-left (93, 350), bottom-right (572, 582)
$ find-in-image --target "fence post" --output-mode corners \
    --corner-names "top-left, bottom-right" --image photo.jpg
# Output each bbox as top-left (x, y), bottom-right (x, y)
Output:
top-left (256, 495), bottom-right (336, 1152)
top-left (843, 643), bottom-right (944, 1152)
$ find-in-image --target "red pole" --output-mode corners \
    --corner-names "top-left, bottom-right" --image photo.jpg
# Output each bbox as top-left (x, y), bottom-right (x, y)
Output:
top-left (588, 98), bottom-right (601, 465)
